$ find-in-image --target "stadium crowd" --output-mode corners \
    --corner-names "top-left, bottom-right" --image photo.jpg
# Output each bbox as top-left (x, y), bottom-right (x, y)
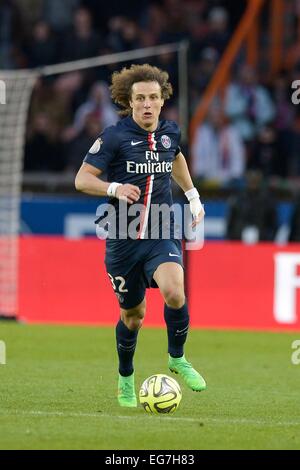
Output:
top-left (1, 0), bottom-right (300, 240)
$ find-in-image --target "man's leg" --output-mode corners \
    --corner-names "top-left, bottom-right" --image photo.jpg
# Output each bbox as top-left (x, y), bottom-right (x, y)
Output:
top-left (116, 298), bottom-right (146, 407)
top-left (153, 263), bottom-right (206, 392)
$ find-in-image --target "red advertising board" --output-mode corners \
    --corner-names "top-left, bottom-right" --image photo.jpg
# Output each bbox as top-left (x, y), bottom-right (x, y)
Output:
top-left (189, 242), bottom-right (300, 330)
top-left (19, 237), bottom-right (300, 330)
top-left (19, 237), bottom-right (164, 326)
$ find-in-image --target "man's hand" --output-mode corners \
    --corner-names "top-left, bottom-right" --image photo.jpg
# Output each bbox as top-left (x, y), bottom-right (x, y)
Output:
top-left (185, 188), bottom-right (205, 228)
top-left (190, 198), bottom-right (205, 228)
top-left (116, 184), bottom-right (141, 204)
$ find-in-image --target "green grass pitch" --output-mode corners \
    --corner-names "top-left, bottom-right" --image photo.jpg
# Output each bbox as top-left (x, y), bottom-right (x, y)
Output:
top-left (0, 322), bottom-right (300, 450)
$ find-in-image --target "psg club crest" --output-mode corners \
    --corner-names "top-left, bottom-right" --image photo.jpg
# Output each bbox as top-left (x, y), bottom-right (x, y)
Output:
top-left (161, 135), bottom-right (171, 149)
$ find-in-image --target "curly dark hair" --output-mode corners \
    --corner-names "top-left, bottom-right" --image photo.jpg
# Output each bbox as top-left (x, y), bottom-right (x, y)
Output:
top-left (110, 63), bottom-right (173, 116)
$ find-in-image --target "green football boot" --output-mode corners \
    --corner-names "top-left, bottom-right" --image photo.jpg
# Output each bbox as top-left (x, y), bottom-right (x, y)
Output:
top-left (168, 355), bottom-right (207, 392)
top-left (118, 373), bottom-right (137, 407)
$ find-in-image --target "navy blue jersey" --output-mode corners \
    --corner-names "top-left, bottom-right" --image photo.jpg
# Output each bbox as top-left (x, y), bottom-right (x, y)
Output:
top-left (84, 116), bottom-right (181, 239)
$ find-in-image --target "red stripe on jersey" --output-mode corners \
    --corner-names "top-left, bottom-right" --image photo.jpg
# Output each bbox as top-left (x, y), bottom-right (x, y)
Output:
top-left (147, 132), bottom-right (157, 151)
top-left (138, 175), bottom-right (152, 240)
top-left (148, 133), bottom-right (153, 150)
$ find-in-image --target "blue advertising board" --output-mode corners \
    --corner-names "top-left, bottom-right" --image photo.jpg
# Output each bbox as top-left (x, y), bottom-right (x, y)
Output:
top-left (20, 195), bottom-right (294, 241)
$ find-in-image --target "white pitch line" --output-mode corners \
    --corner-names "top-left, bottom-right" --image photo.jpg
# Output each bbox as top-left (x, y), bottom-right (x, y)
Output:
top-left (1, 410), bottom-right (300, 428)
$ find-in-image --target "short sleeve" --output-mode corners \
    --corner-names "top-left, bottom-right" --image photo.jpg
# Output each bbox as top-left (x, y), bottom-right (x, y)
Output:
top-left (83, 126), bottom-right (119, 172)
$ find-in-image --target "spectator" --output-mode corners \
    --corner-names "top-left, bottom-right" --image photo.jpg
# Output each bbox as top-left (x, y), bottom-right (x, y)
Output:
top-left (81, 0), bottom-right (146, 33)
top-left (188, 16), bottom-right (209, 64)
top-left (62, 81), bottom-right (119, 142)
top-left (29, 77), bottom-right (74, 145)
top-left (224, 64), bottom-right (275, 145)
top-left (249, 125), bottom-right (282, 178)
top-left (26, 20), bottom-right (58, 67)
top-left (271, 71), bottom-right (295, 178)
top-left (192, 106), bottom-right (246, 186)
top-left (15, 0), bottom-right (42, 26)
top-left (0, 0), bottom-right (24, 68)
top-left (139, 3), bottom-right (167, 45)
top-left (190, 47), bottom-right (219, 105)
top-left (24, 112), bottom-right (64, 172)
top-left (64, 114), bottom-right (102, 171)
top-left (107, 16), bottom-right (141, 53)
top-left (60, 7), bottom-right (101, 62)
top-left (226, 171), bottom-right (278, 242)
top-left (42, 0), bottom-right (80, 33)
top-left (158, 0), bottom-right (188, 43)
top-left (74, 80), bottom-right (119, 129)
top-left (155, 52), bottom-right (178, 94)
top-left (206, 6), bottom-right (231, 55)
top-left (273, 71), bottom-right (295, 132)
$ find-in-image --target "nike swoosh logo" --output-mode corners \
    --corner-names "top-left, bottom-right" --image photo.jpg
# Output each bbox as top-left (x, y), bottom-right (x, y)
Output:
top-left (131, 141), bottom-right (143, 146)
top-left (169, 253), bottom-right (180, 257)
top-left (176, 326), bottom-right (189, 334)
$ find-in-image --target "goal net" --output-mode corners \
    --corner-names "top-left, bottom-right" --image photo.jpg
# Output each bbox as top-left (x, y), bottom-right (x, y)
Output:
top-left (0, 42), bottom-right (188, 320)
top-left (0, 70), bottom-right (38, 318)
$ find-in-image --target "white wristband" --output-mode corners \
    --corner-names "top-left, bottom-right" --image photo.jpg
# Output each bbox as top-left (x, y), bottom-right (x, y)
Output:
top-left (185, 187), bottom-right (200, 202)
top-left (107, 182), bottom-right (122, 198)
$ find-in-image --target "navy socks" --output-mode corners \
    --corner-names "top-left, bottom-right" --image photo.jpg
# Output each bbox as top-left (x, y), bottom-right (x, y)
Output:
top-left (116, 320), bottom-right (138, 377)
top-left (116, 302), bottom-right (189, 374)
top-left (164, 302), bottom-right (189, 358)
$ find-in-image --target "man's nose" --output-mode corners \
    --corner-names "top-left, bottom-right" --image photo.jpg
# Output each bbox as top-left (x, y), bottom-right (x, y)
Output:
top-left (144, 100), bottom-right (151, 108)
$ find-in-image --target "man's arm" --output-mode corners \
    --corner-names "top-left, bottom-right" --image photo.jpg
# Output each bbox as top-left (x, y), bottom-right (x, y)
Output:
top-left (75, 163), bottom-right (141, 204)
top-left (75, 163), bottom-right (110, 196)
top-left (172, 152), bottom-right (195, 192)
top-left (172, 152), bottom-right (205, 225)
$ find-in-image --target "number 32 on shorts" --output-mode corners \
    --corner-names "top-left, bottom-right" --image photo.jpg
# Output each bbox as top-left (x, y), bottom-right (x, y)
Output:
top-left (108, 274), bottom-right (128, 293)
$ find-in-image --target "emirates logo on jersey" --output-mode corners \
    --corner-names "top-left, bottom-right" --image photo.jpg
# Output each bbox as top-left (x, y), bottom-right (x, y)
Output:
top-left (148, 132), bottom-right (157, 151)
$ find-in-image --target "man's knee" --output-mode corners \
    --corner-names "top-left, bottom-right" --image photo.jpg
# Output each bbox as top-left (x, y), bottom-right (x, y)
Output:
top-left (121, 302), bottom-right (146, 330)
top-left (163, 286), bottom-right (185, 309)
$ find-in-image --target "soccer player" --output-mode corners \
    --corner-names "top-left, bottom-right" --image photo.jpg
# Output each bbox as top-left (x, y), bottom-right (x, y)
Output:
top-left (75, 64), bottom-right (206, 407)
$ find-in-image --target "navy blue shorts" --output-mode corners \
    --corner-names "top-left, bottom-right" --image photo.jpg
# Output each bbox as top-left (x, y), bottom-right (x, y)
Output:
top-left (105, 239), bottom-right (183, 309)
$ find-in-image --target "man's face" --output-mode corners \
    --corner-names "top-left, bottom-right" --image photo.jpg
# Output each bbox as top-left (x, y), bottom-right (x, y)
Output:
top-left (130, 81), bottom-right (164, 131)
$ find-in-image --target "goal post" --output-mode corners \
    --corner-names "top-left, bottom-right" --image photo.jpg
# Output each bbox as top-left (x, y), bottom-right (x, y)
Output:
top-left (0, 42), bottom-right (189, 320)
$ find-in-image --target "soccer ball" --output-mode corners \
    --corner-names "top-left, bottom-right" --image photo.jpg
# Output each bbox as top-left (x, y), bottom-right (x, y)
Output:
top-left (139, 374), bottom-right (182, 414)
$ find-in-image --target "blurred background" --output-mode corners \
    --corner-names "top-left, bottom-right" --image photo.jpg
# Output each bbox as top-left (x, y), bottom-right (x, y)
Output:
top-left (1, 0), bottom-right (300, 328)
top-left (2, 0), bottom-right (300, 241)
